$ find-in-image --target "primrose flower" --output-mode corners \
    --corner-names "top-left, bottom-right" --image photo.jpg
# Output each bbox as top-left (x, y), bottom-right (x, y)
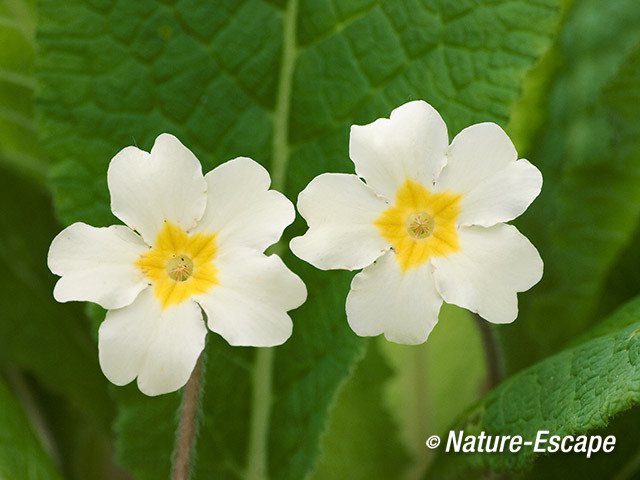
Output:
top-left (290, 101), bottom-right (543, 344)
top-left (48, 134), bottom-right (306, 395)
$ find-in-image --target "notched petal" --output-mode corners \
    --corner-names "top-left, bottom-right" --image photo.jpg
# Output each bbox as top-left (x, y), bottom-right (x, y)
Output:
top-left (349, 100), bottom-right (448, 200)
top-left (194, 157), bottom-right (295, 253)
top-left (108, 133), bottom-right (208, 245)
top-left (48, 222), bottom-right (149, 309)
top-left (291, 173), bottom-right (390, 270)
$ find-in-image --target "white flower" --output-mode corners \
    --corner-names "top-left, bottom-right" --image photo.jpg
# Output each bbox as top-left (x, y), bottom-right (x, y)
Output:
top-left (48, 134), bottom-right (306, 396)
top-left (290, 101), bottom-right (543, 345)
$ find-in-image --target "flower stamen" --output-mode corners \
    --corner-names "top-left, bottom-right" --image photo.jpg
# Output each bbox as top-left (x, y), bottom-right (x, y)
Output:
top-left (167, 255), bottom-right (194, 282)
top-left (406, 212), bottom-right (434, 239)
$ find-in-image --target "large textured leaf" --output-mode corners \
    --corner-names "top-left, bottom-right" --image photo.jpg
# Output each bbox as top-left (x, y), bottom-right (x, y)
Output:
top-left (499, 0), bottom-right (640, 373)
top-left (429, 295), bottom-right (640, 478)
top-left (0, 0), bottom-right (45, 184)
top-left (0, 376), bottom-right (63, 480)
top-left (36, 0), bottom-right (560, 478)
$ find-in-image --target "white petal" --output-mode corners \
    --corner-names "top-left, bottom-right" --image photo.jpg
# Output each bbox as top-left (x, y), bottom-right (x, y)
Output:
top-left (345, 251), bottom-right (443, 345)
top-left (290, 173), bottom-right (390, 270)
top-left (436, 123), bottom-right (542, 227)
top-left (192, 157), bottom-right (294, 252)
top-left (98, 291), bottom-right (155, 388)
top-left (349, 100), bottom-right (448, 200)
top-left (48, 222), bottom-right (149, 309)
top-left (108, 133), bottom-right (208, 245)
top-left (137, 300), bottom-right (206, 396)
top-left (98, 288), bottom-right (207, 396)
top-left (195, 248), bottom-right (306, 347)
top-left (431, 224), bottom-right (543, 324)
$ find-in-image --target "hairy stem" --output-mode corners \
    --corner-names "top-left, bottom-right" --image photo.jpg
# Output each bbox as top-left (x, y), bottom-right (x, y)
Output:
top-left (474, 315), bottom-right (503, 391)
top-left (172, 354), bottom-right (205, 480)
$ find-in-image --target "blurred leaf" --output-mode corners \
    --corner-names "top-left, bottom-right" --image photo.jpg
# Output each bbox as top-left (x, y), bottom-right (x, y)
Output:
top-left (310, 340), bottom-right (410, 480)
top-left (381, 304), bottom-right (486, 479)
top-left (0, 375), bottom-right (63, 480)
top-left (594, 220), bottom-right (640, 322)
top-left (592, 42), bottom-right (640, 320)
top-left (37, 384), bottom-right (128, 480)
top-left (429, 294), bottom-right (640, 478)
top-left (0, 163), bottom-right (114, 426)
top-left (499, 0), bottom-right (640, 373)
top-left (36, 0), bottom-right (560, 478)
top-left (113, 384), bottom-right (180, 480)
top-left (603, 41), bottom-right (640, 128)
top-left (0, 0), bottom-right (46, 185)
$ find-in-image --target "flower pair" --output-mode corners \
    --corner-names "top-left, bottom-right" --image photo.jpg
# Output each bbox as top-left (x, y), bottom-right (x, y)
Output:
top-left (48, 101), bottom-right (543, 396)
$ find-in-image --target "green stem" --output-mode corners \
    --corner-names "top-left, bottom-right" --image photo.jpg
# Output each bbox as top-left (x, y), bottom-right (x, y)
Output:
top-left (245, 348), bottom-right (275, 480)
top-left (172, 354), bottom-right (205, 480)
top-left (270, 0), bottom-right (298, 193)
top-left (245, 0), bottom-right (298, 479)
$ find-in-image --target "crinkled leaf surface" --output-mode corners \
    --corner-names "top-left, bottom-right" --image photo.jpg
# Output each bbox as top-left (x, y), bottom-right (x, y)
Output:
top-left (0, 376), bottom-right (63, 480)
top-left (429, 295), bottom-right (640, 478)
top-left (36, 0), bottom-right (559, 478)
top-left (500, 0), bottom-right (640, 373)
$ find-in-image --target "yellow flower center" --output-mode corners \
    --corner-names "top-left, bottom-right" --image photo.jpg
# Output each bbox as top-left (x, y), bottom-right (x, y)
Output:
top-left (135, 222), bottom-right (218, 308)
top-left (374, 178), bottom-right (462, 271)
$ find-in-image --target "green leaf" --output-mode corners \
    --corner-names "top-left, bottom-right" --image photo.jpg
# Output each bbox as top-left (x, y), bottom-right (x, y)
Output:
top-left (113, 385), bottom-right (180, 480)
top-left (0, 0), bottom-right (46, 185)
top-left (36, 0), bottom-right (560, 478)
top-left (0, 375), bottom-right (63, 480)
top-left (0, 163), bottom-right (113, 426)
top-left (594, 220), bottom-right (640, 323)
top-left (592, 42), bottom-right (640, 321)
top-left (0, 161), bottom-right (121, 479)
top-left (381, 304), bottom-right (486, 478)
top-left (499, 0), bottom-right (640, 373)
top-left (309, 340), bottom-right (410, 480)
top-left (428, 295), bottom-right (640, 478)
top-left (35, 382), bottom-right (128, 480)
top-left (522, 405), bottom-right (640, 479)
